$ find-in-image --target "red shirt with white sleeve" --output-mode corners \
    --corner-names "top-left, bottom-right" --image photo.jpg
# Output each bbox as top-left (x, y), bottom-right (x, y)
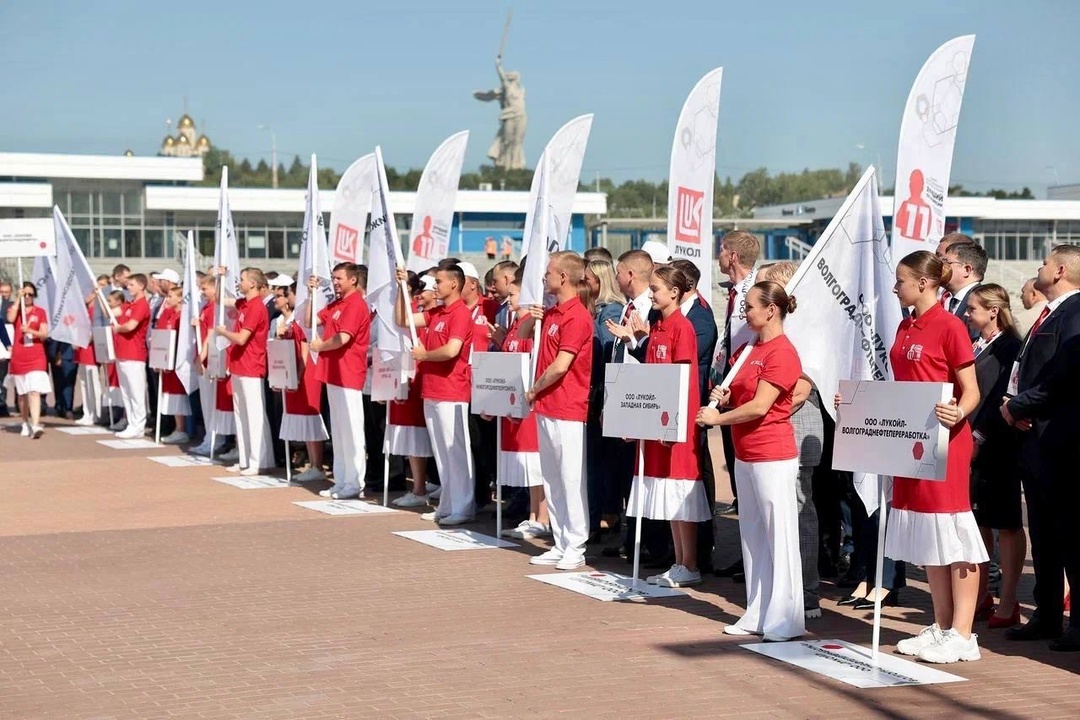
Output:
top-left (315, 291), bottom-right (371, 391)
top-left (533, 296), bottom-right (593, 422)
top-left (727, 334), bottom-right (802, 462)
top-left (642, 311), bottom-right (700, 479)
top-left (10, 306), bottom-right (48, 375)
top-left (227, 297), bottom-right (269, 378)
top-left (113, 297), bottom-right (150, 362)
top-left (74, 306), bottom-right (97, 366)
top-left (468, 296), bottom-right (499, 360)
top-left (419, 299), bottom-right (473, 402)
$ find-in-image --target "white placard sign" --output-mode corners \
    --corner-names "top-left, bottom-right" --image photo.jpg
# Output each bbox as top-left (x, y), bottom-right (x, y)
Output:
top-left (148, 328), bottom-right (177, 371)
top-left (528, 571), bottom-right (685, 602)
top-left (470, 351), bottom-right (529, 419)
top-left (267, 339), bottom-right (298, 391)
top-left (742, 640), bottom-right (966, 689)
top-left (0, 218), bottom-right (57, 258)
top-left (211, 475), bottom-right (290, 489)
top-left (97, 438), bottom-right (162, 450)
top-left (602, 363), bottom-right (690, 442)
top-left (371, 350), bottom-right (410, 402)
top-left (294, 500), bottom-right (398, 516)
top-left (392, 529), bottom-right (517, 550)
top-left (92, 326), bottom-right (115, 363)
top-left (834, 380), bottom-right (951, 481)
top-left (148, 455), bottom-right (213, 468)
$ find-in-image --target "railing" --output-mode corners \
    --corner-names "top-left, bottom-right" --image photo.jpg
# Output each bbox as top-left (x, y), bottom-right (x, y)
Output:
top-left (785, 235), bottom-right (813, 261)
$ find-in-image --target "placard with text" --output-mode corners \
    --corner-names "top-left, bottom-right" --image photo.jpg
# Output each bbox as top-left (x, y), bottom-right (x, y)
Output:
top-left (602, 363), bottom-right (689, 443)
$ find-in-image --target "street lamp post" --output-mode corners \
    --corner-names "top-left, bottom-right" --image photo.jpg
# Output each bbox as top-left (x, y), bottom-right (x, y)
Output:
top-left (258, 124), bottom-right (278, 189)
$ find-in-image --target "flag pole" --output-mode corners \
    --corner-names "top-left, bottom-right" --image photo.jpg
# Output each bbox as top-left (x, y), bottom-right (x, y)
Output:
top-left (631, 442), bottom-right (646, 589)
top-left (16, 258), bottom-right (27, 330)
top-left (154, 373), bottom-right (163, 444)
top-left (495, 419), bottom-right (503, 539)
top-left (282, 389), bottom-right (291, 485)
top-left (871, 477), bottom-right (888, 664)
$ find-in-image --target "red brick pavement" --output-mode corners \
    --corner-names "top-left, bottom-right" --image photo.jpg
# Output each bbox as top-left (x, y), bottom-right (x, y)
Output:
top-left (1, 419), bottom-right (1078, 719)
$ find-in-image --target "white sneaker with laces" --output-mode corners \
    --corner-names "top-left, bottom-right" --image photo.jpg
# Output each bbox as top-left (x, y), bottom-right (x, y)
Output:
top-left (647, 565), bottom-right (679, 585)
top-left (20, 423), bottom-right (31, 437)
top-left (393, 492), bottom-right (429, 508)
top-left (555, 553), bottom-right (586, 571)
top-left (75, 414), bottom-right (96, 426)
top-left (420, 510), bottom-right (447, 522)
top-left (115, 427), bottom-right (143, 439)
top-left (219, 448), bottom-right (240, 463)
top-left (161, 431), bottom-right (189, 445)
top-left (722, 624), bottom-right (761, 636)
top-left (425, 482), bottom-right (439, 495)
top-left (896, 623), bottom-right (944, 656)
top-left (658, 565), bottom-right (702, 588)
top-left (917, 628), bottom-right (981, 664)
top-left (226, 463), bottom-right (243, 473)
top-left (530, 549), bottom-right (563, 566)
top-left (239, 467), bottom-right (262, 477)
top-left (31, 425), bottom-right (44, 439)
top-left (293, 467), bottom-right (326, 483)
top-left (502, 520), bottom-right (533, 538)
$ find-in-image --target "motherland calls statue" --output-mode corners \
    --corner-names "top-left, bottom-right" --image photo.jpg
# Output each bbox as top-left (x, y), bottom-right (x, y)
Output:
top-left (473, 55), bottom-right (527, 170)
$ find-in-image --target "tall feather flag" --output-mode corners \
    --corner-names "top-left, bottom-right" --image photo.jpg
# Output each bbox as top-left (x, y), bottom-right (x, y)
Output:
top-left (175, 230), bottom-right (199, 395)
top-left (212, 167), bottom-right (241, 340)
top-left (295, 155), bottom-right (334, 362)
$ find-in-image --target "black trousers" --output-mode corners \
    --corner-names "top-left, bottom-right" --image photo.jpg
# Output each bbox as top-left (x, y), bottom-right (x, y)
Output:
top-left (365, 395), bottom-right (405, 491)
top-left (264, 379), bottom-right (285, 466)
top-left (1022, 456), bottom-right (1078, 630)
top-left (469, 413), bottom-right (498, 508)
top-left (720, 425), bottom-right (737, 499)
top-left (696, 426), bottom-right (716, 570)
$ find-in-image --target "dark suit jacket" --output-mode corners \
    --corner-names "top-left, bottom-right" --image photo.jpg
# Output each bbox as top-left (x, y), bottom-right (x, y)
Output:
top-left (1034, 332), bottom-right (1080, 463)
top-left (1007, 292), bottom-right (1080, 441)
top-left (0, 299), bottom-right (11, 348)
top-left (949, 283), bottom-right (981, 341)
top-left (969, 332), bottom-right (1022, 479)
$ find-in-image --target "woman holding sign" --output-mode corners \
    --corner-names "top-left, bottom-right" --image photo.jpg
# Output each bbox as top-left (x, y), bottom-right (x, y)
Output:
top-left (610, 265), bottom-right (708, 587)
top-left (277, 287), bottom-right (329, 482)
top-left (845, 250), bottom-right (985, 665)
top-left (6, 282), bottom-right (51, 438)
top-left (156, 286), bottom-right (191, 445)
top-left (696, 280), bottom-right (804, 641)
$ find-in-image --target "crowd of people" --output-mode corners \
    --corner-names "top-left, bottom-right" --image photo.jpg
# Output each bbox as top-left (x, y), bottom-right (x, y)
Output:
top-left (2, 229), bottom-right (1078, 663)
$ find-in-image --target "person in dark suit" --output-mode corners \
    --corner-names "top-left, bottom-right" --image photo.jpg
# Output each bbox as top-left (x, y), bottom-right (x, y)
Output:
top-left (964, 284), bottom-right (1024, 628)
top-left (0, 281), bottom-right (13, 417)
top-left (46, 339), bottom-right (77, 418)
top-left (940, 239), bottom-right (985, 341)
top-left (1001, 244), bottom-right (1080, 647)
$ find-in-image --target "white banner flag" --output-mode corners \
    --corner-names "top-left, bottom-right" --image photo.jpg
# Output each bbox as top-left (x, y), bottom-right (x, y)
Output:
top-left (892, 35), bottom-right (975, 258)
top-left (782, 166), bottom-right (902, 512)
top-left (176, 230), bottom-right (199, 395)
top-left (39, 207), bottom-right (97, 348)
top-left (296, 156), bottom-right (335, 363)
top-left (329, 153), bottom-right (377, 265)
top-left (518, 114), bottom-right (594, 307)
top-left (31, 254), bottom-right (56, 322)
top-left (406, 131), bottom-right (469, 273)
top-left (368, 146), bottom-right (413, 356)
top-left (667, 67), bottom-right (723, 294)
top-left (213, 167), bottom-right (241, 346)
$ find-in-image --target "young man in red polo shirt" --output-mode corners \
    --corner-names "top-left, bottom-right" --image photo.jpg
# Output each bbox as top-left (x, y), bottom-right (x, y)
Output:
top-left (308, 262), bottom-right (371, 500)
top-left (215, 267), bottom-right (273, 475)
top-left (112, 273), bottom-right (151, 439)
top-left (395, 263), bottom-right (475, 525)
top-left (523, 251), bottom-right (595, 570)
top-left (458, 260), bottom-right (500, 509)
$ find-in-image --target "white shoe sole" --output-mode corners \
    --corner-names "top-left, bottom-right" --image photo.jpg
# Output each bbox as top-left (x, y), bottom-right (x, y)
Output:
top-left (722, 625), bottom-right (758, 636)
top-left (529, 556), bottom-right (562, 566)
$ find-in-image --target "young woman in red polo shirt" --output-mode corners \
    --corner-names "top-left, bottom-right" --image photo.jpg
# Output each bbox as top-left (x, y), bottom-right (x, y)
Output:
top-left (863, 250), bottom-right (985, 664)
top-left (6, 283), bottom-right (52, 438)
top-left (156, 286), bottom-right (191, 444)
top-left (276, 286), bottom-right (328, 481)
top-left (697, 280), bottom-right (804, 641)
top-left (611, 265), bottom-right (709, 588)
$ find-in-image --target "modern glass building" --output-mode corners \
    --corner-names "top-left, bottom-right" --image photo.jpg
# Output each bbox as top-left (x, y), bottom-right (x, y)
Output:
top-left (0, 152), bottom-right (606, 273)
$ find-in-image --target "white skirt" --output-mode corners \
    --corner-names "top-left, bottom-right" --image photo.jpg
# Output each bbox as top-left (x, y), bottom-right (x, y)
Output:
top-left (9, 370), bottom-right (53, 395)
top-left (209, 408), bottom-right (235, 435)
top-left (161, 393), bottom-right (191, 416)
top-left (498, 450), bottom-right (543, 488)
top-left (627, 476), bottom-right (712, 522)
top-left (280, 412), bottom-right (328, 442)
top-left (384, 424), bottom-right (433, 458)
top-left (885, 508), bottom-right (990, 566)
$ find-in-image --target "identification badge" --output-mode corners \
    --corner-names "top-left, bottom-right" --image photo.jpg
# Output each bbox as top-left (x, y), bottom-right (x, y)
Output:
top-left (1006, 360), bottom-right (1020, 397)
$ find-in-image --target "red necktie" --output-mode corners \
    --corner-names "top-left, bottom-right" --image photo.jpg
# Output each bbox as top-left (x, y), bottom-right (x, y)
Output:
top-left (940, 291), bottom-right (952, 309)
top-left (1028, 306), bottom-right (1051, 339)
top-left (621, 300), bottom-right (635, 323)
top-left (726, 288), bottom-right (737, 320)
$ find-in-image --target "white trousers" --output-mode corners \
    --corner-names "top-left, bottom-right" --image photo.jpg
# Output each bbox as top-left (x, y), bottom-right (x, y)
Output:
top-left (116, 360), bottom-right (148, 433)
top-left (232, 375), bottom-right (273, 471)
top-left (77, 364), bottom-right (102, 421)
top-left (733, 458), bottom-right (805, 639)
top-left (198, 372), bottom-right (215, 436)
top-left (327, 384), bottom-right (366, 493)
top-left (537, 415), bottom-right (589, 557)
top-left (423, 399), bottom-right (474, 519)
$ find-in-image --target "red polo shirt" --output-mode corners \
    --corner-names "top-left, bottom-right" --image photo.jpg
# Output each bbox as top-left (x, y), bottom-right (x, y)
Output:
top-left (114, 297), bottom-right (150, 362)
top-left (227, 297), bottom-right (269, 378)
top-left (315, 290), bottom-right (371, 390)
top-left (728, 334), bottom-right (802, 462)
top-left (468, 296), bottom-right (499, 359)
top-left (10, 306), bottom-right (48, 374)
top-left (533, 296), bottom-right (593, 422)
top-left (419, 298), bottom-right (473, 402)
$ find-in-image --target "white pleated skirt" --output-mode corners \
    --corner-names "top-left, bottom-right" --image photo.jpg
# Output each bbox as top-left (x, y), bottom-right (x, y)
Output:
top-left (885, 508), bottom-right (990, 566)
top-left (9, 371), bottom-right (52, 395)
top-left (280, 412), bottom-right (328, 442)
top-left (161, 393), bottom-right (191, 415)
top-left (627, 476), bottom-right (712, 522)
top-left (208, 408), bottom-right (235, 435)
top-left (384, 424), bottom-right (433, 458)
top-left (498, 450), bottom-right (543, 488)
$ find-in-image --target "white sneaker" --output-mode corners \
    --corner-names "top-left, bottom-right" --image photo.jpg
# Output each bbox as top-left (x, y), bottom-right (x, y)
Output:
top-left (331, 486), bottom-right (361, 500)
top-left (226, 463), bottom-right (243, 473)
top-left (31, 425), bottom-right (44, 439)
top-left (115, 427), bottom-right (143, 439)
top-left (896, 623), bottom-right (944, 656)
top-left (75, 414), bottom-right (96, 426)
top-left (658, 565), bottom-right (702, 588)
top-left (503, 520), bottom-right (550, 539)
top-left (420, 510), bottom-right (447, 522)
top-left (530, 549), bottom-right (563, 566)
top-left (722, 624), bottom-right (761, 636)
top-left (108, 419), bottom-right (128, 432)
top-left (805, 607), bottom-right (822, 620)
top-left (429, 485), bottom-right (442, 500)
top-left (763, 632), bottom-right (796, 642)
top-left (647, 565), bottom-right (679, 585)
top-left (161, 431), bottom-right (189, 445)
top-left (437, 514), bottom-right (475, 526)
top-left (318, 489), bottom-right (334, 498)
top-left (425, 482), bottom-right (439, 495)
top-left (239, 467), bottom-right (263, 477)
top-left (392, 492), bottom-right (430, 508)
top-left (20, 423), bottom-right (31, 437)
top-left (188, 441), bottom-right (211, 456)
top-left (555, 553), bottom-right (586, 571)
top-left (293, 467), bottom-right (326, 483)
top-left (219, 448), bottom-right (240, 463)
top-left (917, 628), bottom-right (981, 664)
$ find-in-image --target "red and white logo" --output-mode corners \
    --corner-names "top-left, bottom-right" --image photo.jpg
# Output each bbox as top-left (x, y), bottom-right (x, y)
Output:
top-left (674, 186), bottom-right (704, 244)
top-left (334, 224), bottom-right (359, 260)
top-left (433, 321), bottom-right (446, 333)
top-left (62, 314), bottom-right (76, 327)
top-left (906, 344), bottom-right (924, 362)
top-left (655, 344), bottom-right (668, 360)
top-left (660, 411), bottom-right (669, 426)
top-left (895, 169), bottom-right (932, 241)
top-left (509, 392), bottom-right (516, 405)
top-left (547, 324), bottom-right (560, 337)
top-left (412, 216), bottom-right (435, 259)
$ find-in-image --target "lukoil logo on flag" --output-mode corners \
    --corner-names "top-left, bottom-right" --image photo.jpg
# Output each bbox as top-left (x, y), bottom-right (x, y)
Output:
top-left (674, 186), bottom-right (704, 244)
top-left (334, 224), bottom-right (358, 259)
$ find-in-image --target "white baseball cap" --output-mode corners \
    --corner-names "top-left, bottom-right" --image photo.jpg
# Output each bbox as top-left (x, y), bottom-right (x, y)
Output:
top-left (640, 240), bottom-right (672, 265)
top-left (151, 268), bottom-right (181, 284)
top-left (420, 276), bottom-right (437, 292)
top-left (268, 274), bottom-right (295, 287)
top-left (457, 261), bottom-right (481, 280)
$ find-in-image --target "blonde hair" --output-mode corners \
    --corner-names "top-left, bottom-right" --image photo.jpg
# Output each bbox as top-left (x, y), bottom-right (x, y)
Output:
top-left (757, 261), bottom-right (798, 286)
top-left (969, 284), bottom-right (1019, 339)
top-left (586, 259), bottom-right (624, 305)
top-left (551, 251), bottom-right (585, 284)
top-left (721, 230), bottom-right (761, 267)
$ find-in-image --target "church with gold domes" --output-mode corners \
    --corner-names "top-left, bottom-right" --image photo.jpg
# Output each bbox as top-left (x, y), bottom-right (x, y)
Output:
top-left (160, 113), bottom-right (211, 158)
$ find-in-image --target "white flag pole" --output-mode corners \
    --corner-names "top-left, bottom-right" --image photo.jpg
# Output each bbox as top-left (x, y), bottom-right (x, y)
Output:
top-left (871, 478), bottom-right (888, 664)
top-left (16, 258), bottom-right (27, 330)
top-left (154, 374), bottom-right (163, 445)
top-left (495, 419), bottom-right (503, 539)
top-left (631, 442), bottom-right (646, 589)
top-left (283, 389), bottom-right (291, 485)
top-left (383, 451), bottom-right (390, 507)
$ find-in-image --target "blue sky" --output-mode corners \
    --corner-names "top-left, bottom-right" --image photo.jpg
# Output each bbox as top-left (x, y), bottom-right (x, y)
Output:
top-left (1, 0), bottom-right (1077, 194)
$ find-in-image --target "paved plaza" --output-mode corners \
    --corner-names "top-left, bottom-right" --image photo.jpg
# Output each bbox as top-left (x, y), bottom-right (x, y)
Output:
top-left (1, 420), bottom-right (1078, 719)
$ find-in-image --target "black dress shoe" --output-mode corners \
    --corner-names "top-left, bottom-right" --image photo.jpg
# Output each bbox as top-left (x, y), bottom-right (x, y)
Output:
top-left (836, 574), bottom-right (862, 589)
top-left (1005, 621), bottom-right (1062, 641)
top-left (1049, 627), bottom-right (1080, 652)
top-left (732, 571), bottom-right (745, 583)
top-left (853, 592), bottom-right (899, 610)
top-left (601, 546), bottom-right (626, 559)
top-left (714, 559), bottom-right (744, 577)
top-left (836, 594), bottom-right (866, 607)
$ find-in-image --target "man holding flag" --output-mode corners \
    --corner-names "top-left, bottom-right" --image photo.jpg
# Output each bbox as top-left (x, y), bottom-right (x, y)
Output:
top-left (112, 274), bottom-right (152, 439)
